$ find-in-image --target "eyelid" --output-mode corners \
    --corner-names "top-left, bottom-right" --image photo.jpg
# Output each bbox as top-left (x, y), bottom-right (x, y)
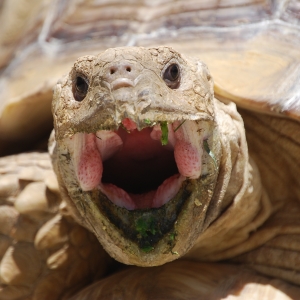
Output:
top-left (162, 62), bottom-right (181, 89)
top-left (72, 74), bottom-right (89, 101)
top-left (73, 72), bottom-right (89, 85)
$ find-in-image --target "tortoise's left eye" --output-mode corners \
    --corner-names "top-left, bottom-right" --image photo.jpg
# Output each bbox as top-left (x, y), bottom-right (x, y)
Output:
top-left (72, 76), bottom-right (89, 101)
top-left (163, 63), bottom-right (180, 89)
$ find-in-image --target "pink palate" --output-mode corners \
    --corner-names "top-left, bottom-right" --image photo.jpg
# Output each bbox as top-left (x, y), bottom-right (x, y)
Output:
top-left (95, 131), bottom-right (123, 161)
top-left (173, 122), bottom-right (202, 179)
top-left (77, 133), bottom-right (103, 191)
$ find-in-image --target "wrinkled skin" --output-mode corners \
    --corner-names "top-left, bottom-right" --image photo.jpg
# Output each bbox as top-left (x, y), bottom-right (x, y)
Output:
top-left (1, 45), bottom-right (300, 299)
top-left (1, 0), bottom-right (300, 298)
top-left (51, 46), bottom-right (267, 267)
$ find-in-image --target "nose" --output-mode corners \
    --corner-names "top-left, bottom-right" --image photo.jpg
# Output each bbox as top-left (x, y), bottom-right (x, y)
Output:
top-left (104, 61), bottom-right (140, 90)
top-left (109, 63), bottom-right (132, 77)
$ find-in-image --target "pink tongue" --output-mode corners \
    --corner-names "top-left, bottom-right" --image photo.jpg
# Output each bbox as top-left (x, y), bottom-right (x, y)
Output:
top-left (100, 184), bottom-right (136, 210)
top-left (99, 174), bottom-right (184, 210)
top-left (95, 131), bottom-right (122, 161)
top-left (153, 174), bottom-right (185, 208)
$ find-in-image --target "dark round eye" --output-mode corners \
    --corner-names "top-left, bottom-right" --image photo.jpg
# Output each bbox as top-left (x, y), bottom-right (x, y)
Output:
top-left (72, 76), bottom-right (88, 101)
top-left (163, 63), bottom-right (180, 89)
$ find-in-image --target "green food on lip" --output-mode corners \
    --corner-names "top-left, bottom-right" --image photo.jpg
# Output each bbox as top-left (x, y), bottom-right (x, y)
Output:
top-left (88, 180), bottom-right (193, 250)
top-left (136, 215), bottom-right (158, 238)
top-left (143, 119), bottom-right (186, 147)
top-left (141, 246), bottom-right (155, 253)
top-left (144, 119), bottom-right (152, 125)
top-left (160, 121), bottom-right (168, 145)
top-left (169, 232), bottom-right (176, 241)
top-left (159, 120), bottom-right (185, 146)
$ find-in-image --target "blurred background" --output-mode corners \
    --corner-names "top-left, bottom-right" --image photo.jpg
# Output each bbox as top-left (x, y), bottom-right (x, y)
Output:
top-left (0, 0), bottom-right (299, 156)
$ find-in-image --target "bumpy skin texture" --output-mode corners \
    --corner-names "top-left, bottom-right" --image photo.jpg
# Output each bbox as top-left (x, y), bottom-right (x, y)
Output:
top-left (1, 46), bottom-right (300, 299)
top-left (52, 47), bottom-right (214, 139)
top-left (0, 1), bottom-right (300, 299)
top-left (51, 47), bottom-right (300, 295)
top-left (51, 46), bottom-right (270, 268)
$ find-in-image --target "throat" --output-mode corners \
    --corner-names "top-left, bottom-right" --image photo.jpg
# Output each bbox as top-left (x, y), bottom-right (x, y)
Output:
top-left (101, 127), bottom-right (179, 208)
top-left (102, 144), bottom-right (178, 194)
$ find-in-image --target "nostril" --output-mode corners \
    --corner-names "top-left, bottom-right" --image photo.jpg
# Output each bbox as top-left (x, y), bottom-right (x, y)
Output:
top-left (109, 65), bottom-right (132, 76)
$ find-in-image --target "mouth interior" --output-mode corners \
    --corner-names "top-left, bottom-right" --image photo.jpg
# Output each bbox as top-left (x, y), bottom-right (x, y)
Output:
top-left (102, 126), bottom-right (178, 194)
top-left (69, 118), bottom-right (203, 211)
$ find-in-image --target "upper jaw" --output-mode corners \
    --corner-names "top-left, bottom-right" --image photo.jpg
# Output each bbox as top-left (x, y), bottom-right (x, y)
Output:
top-left (53, 71), bottom-right (213, 141)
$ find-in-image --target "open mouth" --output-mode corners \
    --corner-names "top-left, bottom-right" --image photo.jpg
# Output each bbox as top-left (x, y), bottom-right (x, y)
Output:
top-left (66, 118), bottom-right (204, 211)
top-left (62, 117), bottom-right (213, 251)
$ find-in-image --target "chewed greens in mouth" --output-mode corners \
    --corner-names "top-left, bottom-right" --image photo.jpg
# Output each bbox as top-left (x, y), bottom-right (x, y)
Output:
top-left (65, 118), bottom-right (205, 210)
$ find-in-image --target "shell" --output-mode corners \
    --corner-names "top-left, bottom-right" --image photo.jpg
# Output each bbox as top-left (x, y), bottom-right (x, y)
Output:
top-left (0, 1), bottom-right (300, 299)
top-left (68, 260), bottom-right (300, 300)
top-left (0, 153), bottom-right (111, 299)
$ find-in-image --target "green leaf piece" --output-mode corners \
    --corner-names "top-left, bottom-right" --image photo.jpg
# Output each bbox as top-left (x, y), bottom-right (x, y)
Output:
top-left (160, 121), bottom-right (168, 146)
top-left (142, 246), bottom-right (154, 253)
top-left (169, 233), bottom-right (175, 241)
top-left (136, 216), bottom-right (156, 238)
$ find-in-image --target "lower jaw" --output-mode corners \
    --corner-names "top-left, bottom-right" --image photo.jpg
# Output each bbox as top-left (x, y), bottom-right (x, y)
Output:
top-left (88, 178), bottom-right (193, 251)
top-left (59, 150), bottom-right (219, 265)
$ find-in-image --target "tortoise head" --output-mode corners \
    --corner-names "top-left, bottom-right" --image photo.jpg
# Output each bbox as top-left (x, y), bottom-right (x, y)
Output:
top-left (51, 46), bottom-right (223, 266)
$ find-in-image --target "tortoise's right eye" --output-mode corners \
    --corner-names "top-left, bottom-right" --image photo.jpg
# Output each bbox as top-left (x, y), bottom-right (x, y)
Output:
top-left (72, 76), bottom-right (88, 101)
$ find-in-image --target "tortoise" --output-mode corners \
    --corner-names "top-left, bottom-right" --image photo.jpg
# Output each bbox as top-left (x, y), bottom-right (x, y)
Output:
top-left (0, 1), bottom-right (300, 299)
